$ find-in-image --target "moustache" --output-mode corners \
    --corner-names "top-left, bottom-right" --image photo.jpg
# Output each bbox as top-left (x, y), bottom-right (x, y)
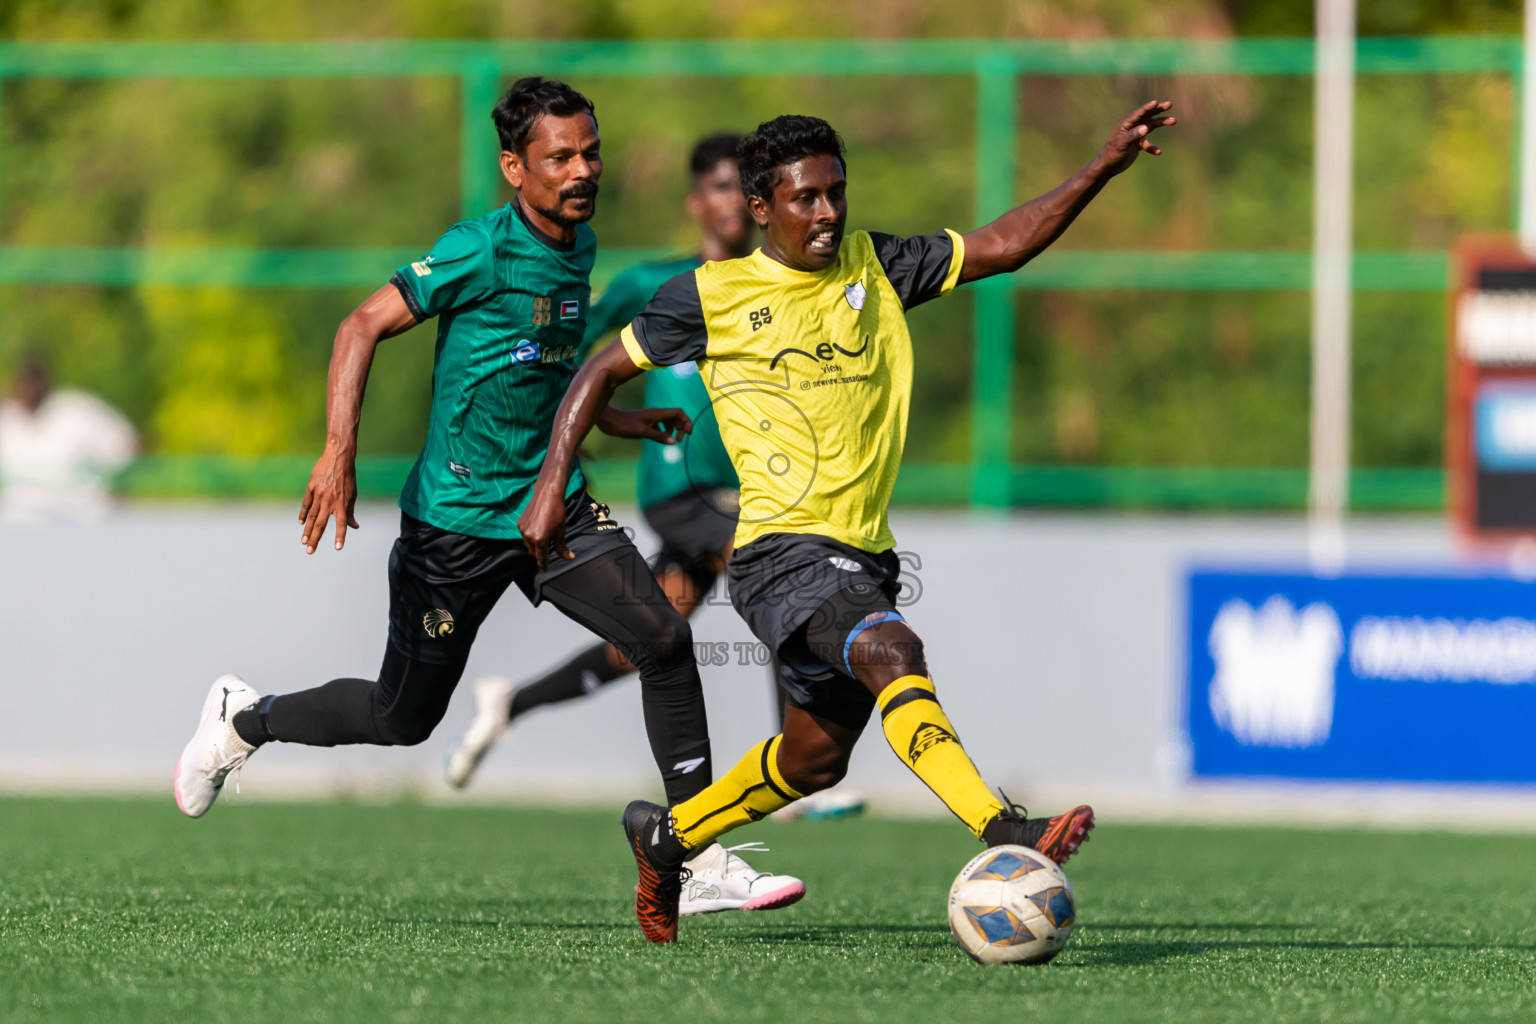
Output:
top-left (560, 182), bottom-right (598, 201)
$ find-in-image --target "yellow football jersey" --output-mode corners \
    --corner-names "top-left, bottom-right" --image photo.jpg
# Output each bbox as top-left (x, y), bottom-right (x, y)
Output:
top-left (620, 228), bottom-right (964, 553)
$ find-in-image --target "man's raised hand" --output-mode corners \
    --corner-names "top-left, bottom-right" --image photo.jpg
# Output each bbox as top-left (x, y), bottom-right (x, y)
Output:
top-left (1099, 100), bottom-right (1176, 176)
top-left (299, 445), bottom-right (360, 554)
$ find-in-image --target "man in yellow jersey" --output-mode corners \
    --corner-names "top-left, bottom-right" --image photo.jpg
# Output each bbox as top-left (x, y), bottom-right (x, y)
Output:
top-left (520, 101), bottom-right (1176, 942)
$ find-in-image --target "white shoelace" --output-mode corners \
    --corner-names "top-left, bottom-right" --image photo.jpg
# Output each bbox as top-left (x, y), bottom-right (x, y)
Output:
top-left (719, 841), bottom-right (774, 878)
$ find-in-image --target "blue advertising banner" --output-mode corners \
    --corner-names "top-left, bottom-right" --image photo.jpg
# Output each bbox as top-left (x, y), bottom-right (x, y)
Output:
top-left (1186, 570), bottom-right (1536, 782)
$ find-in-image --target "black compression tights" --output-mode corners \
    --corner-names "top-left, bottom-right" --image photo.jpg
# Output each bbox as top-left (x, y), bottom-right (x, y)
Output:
top-left (251, 555), bottom-right (713, 803)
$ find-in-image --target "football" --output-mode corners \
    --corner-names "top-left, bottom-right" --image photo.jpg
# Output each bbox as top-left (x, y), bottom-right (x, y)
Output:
top-left (947, 844), bottom-right (1076, 964)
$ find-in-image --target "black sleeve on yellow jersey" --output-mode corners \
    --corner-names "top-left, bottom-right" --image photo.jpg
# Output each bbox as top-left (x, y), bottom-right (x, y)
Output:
top-left (622, 270), bottom-right (707, 370)
top-left (869, 231), bottom-right (959, 310)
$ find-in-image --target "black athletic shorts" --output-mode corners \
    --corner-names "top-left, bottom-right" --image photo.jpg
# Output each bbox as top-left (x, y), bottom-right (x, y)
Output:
top-left (642, 487), bottom-right (738, 593)
top-left (386, 489), bottom-right (642, 665)
top-left (727, 531), bottom-right (905, 727)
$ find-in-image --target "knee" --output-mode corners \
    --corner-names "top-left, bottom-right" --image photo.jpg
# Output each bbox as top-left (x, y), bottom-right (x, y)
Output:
top-left (631, 612), bottom-right (694, 674)
top-left (370, 699), bottom-right (441, 747)
top-left (779, 744), bottom-right (851, 795)
top-left (653, 610), bottom-right (693, 652)
top-left (849, 628), bottom-right (926, 693)
top-left (374, 716), bottom-right (435, 746)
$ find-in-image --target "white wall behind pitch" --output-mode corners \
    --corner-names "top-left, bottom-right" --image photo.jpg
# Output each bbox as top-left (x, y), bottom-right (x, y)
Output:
top-left (0, 504), bottom-right (1459, 815)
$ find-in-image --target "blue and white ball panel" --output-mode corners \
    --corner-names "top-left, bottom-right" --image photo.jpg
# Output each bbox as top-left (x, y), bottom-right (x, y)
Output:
top-left (947, 844), bottom-right (1076, 965)
top-left (1029, 886), bottom-right (1076, 929)
top-left (970, 848), bottom-right (1052, 881)
top-left (963, 905), bottom-right (1037, 946)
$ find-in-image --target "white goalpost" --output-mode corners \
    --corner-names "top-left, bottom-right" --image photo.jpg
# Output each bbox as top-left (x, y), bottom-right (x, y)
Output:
top-left (1309, 0), bottom-right (1356, 571)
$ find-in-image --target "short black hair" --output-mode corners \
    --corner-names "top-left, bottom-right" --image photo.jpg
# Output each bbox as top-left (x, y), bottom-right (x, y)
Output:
top-left (737, 115), bottom-right (846, 202)
top-left (492, 76), bottom-right (597, 156)
top-left (689, 132), bottom-right (742, 180)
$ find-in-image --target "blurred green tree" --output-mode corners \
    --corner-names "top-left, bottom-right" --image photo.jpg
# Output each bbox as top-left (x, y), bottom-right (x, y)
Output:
top-left (0, 0), bottom-right (1522, 482)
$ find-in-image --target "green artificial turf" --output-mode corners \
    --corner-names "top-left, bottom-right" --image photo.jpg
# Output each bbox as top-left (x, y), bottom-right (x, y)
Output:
top-left (1, 796), bottom-right (1534, 1023)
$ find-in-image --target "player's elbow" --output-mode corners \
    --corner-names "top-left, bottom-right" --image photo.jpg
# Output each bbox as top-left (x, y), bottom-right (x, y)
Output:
top-left (993, 233), bottom-right (1042, 275)
top-left (571, 358), bottom-right (622, 409)
top-left (336, 310), bottom-right (389, 354)
top-left (963, 232), bottom-right (1033, 283)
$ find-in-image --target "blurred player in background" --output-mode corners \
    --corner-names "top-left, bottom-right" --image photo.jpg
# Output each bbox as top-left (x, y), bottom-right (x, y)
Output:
top-left (522, 100), bottom-right (1176, 941)
top-left (445, 131), bottom-right (865, 830)
top-left (171, 78), bottom-right (799, 912)
top-left (0, 354), bottom-right (137, 524)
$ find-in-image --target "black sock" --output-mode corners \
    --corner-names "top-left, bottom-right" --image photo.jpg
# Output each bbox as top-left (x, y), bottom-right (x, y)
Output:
top-left (231, 696), bottom-right (276, 747)
top-left (508, 644), bottom-right (625, 721)
top-left (229, 651), bottom-right (465, 749)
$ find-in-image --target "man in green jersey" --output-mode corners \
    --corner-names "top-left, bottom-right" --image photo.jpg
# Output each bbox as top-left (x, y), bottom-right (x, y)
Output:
top-left (443, 134), bottom-right (746, 785)
top-left (171, 82), bottom-right (790, 904)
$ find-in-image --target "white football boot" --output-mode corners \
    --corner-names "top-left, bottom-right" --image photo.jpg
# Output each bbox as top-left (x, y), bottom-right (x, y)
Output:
top-left (444, 675), bottom-right (516, 789)
top-left (173, 675), bottom-right (261, 818)
top-left (679, 842), bottom-right (806, 916)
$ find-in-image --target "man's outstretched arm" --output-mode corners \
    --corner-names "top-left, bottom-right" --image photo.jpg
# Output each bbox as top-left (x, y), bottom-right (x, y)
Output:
top-left (519, 340), bottom-right (664, 570)
top-left (299, 284), bottom-right (419, 554)
top-left (958, 100), bottom-right (1175, 285)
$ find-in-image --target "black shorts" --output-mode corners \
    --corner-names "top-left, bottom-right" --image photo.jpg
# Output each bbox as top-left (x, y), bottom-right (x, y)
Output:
top-left (727, 532), bottom-right (905, 728)
top-left (642, 487), bottom-right (738, 593)
top-left (386, 489), bottom-right (641, 665)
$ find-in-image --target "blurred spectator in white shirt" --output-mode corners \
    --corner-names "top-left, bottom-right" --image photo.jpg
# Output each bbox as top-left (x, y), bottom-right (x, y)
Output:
top-left (0, 356), bottom-right (138, 523)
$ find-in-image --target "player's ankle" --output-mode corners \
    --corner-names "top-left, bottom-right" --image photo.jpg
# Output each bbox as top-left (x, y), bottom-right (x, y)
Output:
top-left (657, 816), bottom-right (691, 865)
top-left (980, 806), bottom-right (1021, 847)
top-left (231, 698), bottom-right (275, 748)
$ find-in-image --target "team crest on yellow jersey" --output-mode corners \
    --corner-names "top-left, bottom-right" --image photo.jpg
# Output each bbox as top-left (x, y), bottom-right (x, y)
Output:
top-left (844, 280), bottom-right (867, 310)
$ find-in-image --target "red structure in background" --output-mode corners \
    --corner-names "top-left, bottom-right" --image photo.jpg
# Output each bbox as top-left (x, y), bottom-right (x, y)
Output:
top-left (1448, 236), bottom-right (1536, 543)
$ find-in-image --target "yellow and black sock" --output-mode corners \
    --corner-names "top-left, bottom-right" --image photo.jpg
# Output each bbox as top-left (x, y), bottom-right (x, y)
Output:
top-left (877, 675), bottom-right (1005, 838)
top-left (669, 735), bottom-right (803, 852)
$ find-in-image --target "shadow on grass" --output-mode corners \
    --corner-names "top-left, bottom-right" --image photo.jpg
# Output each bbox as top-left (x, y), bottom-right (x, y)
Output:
top-left (1072, 934), bottom-right (1536, 968)
top-left (700, 922), bottom-right (953, 943)
top-left (1095, 921), bottom-right (1316, 931)
top-left (383, 918), bottom-right (633, 931)
top-left (641, 918), bottom-right (1536, 963)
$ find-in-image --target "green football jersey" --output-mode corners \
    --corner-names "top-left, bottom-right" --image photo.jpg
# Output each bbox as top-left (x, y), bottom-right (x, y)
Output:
top-left (583, 256), bottom-right (739, 509)
top-left (391, 202), bottom-right (593, 539)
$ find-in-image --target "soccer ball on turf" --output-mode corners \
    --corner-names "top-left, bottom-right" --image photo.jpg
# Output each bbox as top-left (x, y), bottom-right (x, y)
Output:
top-left (947, 844), bottom-right (1076, 964)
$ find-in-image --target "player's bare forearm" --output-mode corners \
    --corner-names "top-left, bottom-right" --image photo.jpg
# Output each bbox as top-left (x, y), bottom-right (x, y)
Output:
top-left (322, 325), bottom-right (378, 457)
top-left (597, 405), bottom-right (693, 442)
top-left (520, 340), bottom-right (646, 569)
top-left (959, 100), bottom-right (1175, 285)
top-left (543, 359), bottom-right (625, 488)
top-left (957, 164), bottom-right (1110, 284)
top-left (300, 284), bottom-right (419, 554)
top-left (321, 286), bottom-right (419, 453)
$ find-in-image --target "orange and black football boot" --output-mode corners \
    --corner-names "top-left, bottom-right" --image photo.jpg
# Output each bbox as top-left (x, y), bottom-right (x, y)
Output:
top-left (981, 793), bottom-right (1095, 865)
top-left (622, 799), bottom-right (688, 943)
